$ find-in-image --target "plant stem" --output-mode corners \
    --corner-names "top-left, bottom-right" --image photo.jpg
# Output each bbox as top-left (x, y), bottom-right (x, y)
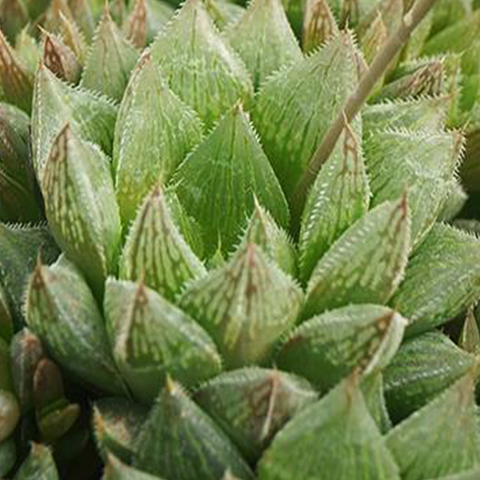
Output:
top-left (290, 0), bottom-right (440, 222)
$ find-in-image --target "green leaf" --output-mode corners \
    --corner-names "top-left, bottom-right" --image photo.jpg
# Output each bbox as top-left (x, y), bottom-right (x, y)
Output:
top-left (67, 0), bottom-right (95, 40)
top-left (105, 279), bottom-right (222, 403)
top-left (304, 196), bottom-right (410, 319)
top-left (224, 0), bottom-right (301, 89)
top-left (134, 379), bottom-right (254, 480)
top-left (150, 0), bottom-right (253, 129)
top-left (299, 119), bottom-right (370, 282)
top-left (104, 455), bottom-right (167, 480)
top-left (204, 0), bottom-right (245, 31)
top-left (0, 28), bottom-right (33, 113)
top-left (123, 0), bottom-right (174, 48)
top-left (459, 308), bottom-right (480, 355)
top-left (391, 224), bottom-right (480, 337)
top-left (239, 198), bottom-right (297, 277)
top-left (0, 0), bottom-right (28, 43)
top-left (383, 331), bottom-right (477, 422)
top-left (31, 64), bottom-right (118, 184)
top-left (386, 369), bottom-right (480, 480)
top-left (257, 373), bottom-right (400, 480)
top-left (42, 31), bottom-right (81, 84)
top-left (114, 53), bottom-right (203, 225)
top-left (437, 179), bottom-right (468, 222)
top-left (42, 124), bottom-right (121, 297)
top-left (80, 7), bottom-right (139, 101)
top-left (120, 186), bottom-right (206, 301)
top-left (0, 339), bottom-right (20, 442)
top-left (25, 256), bottom-right (125, 395)
top-left (180, 243), bottom-right (304, 368)
top-left (57, 13), bottom-right (88, 64)
top-left (0, 284), bottom-right (13, 342)
top-left (173, 104), bottom-right (289, 257)
top-left (363, 129), bottom-right (463, 246)
top-left (360, 13), bottom-right (387, 64)
top-left (194, 367), bottom-right (318, 462)
top-left (277, 304), bottom-right (406, 391)
top-left (361, 371), bottom-right (392, 434)
top-left (362, 96), bottom-right (450, 133)
top-left (0, 438), bottom-right (16, 478)
top-left (0, 102), bottom-right (43, 223)
top-left (93, 397), bottom-right (148, 464)
top-left (0, 223), bottom-right (59, 323)
top-left (14, 443), bottom-right (58, 480)
top-left (302, 0), bottom-right (339, 54)
top-left (10, 328), bottom-right (46, 411)
top-left (252, 31), bottom-right (362, 198)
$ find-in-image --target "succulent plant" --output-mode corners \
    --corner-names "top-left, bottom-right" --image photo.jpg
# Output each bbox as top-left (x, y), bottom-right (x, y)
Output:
top-left (1, 0), bottom-right (480, 479)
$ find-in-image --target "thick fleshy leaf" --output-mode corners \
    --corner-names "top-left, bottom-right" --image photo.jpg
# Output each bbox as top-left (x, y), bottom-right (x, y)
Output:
top-left (0, 103), bottom-right (43, 223)
top-left (0, 438), bottom-right (16, 477)
top-left (375, 60), bottom-right (444, 101)
top-left (361, 371), bottom-right (392, 434)
top-left (33, 358), bottom-right (80, 442)
top-left (459, 308), bottom-right (480, 355)
top-left (0, 284), bottom-right (13, 342)
top-left (302, 0), bottom-right (339, 54)
top-left (93, 397), bottom-right (148, 464)
top-left (195, 368), bottom-right (318, 462)
top-left (42, 0), bottom-right (75, 35)
top-left (362, 96), bottom-right (449, 133)
top-left (240, 199), bottom-right (296, 277)
top-left (67, 0), bottom-right (95, 39)
top-left (384, 331), bottom-right (477, 422)
top-left (123, 0), bottom-right (174, 48)
top-left (14, 443), bottom-right (58, 480)
top-left (252, 31), bottom-right (361, 197)
top-left (14, 29), bottom-right (41, 73)
top-left (304, 197), bottom-right (410, 319)
top-left (150, 0), bottom-right (253, 129)
top-left (0, 223), bottom-right (59, 322)
top-left (120, 186), bottom-right (206, 300)
top-left (299, 119), bottom-right (370, 282)
top-left (42, 124), bottom-right (121, 296)
top-left (0, 338), bottom-right (20, 442)
top-left (105, 279), bottom-right (222, 403)
top-left (224, 0), bottom-right (301, 89)
top-left (360, 13), bottom-right (387, 64)
top-left (114, 54), bottom-right (203, 225)
top-left (180, 243), bottom-right (303, 367)
top-left (277, 304), bottom-right (406, 391)
top-left (204, 0), bottom-right (245, 31)
top-left (104, 455), bottom-right (167, 480)
top-left (386, 370), bottom-right (480, 480)
top-left (257, 374), bottom-right (400, 480)
top-left (0, 29), bottom-right (33, 113)
top-left (57, 13), bottom-right (88, 64)
top-left (42, 31), bottom-right (81, 84)
top-left (25, 257), bottom-right (125, 395)
top-left (31, 64), bottom-right (117, 183)
top-left (0, 0), bottom-right (28, 43)
top-left (80, 8), bottom-right (139, 101)
top-left (437, 179), bottom-right (468, 222)
top-left (10, 328), bottom-right (46, 411)
top-left (134, 380), bottom-right (254, 480)
top-left (173, 104), bottom-right (289, 257)
top-left (363, 129), bottom-right (462, 246)
top-left (392, 224), bottom-right (480, 337)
